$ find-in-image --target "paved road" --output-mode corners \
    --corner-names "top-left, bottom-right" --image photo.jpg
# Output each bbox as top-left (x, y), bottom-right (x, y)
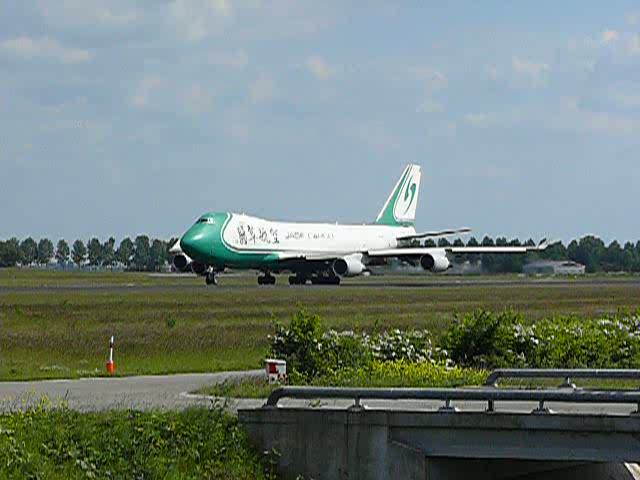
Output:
top-left (2, 372), bottom-right (640, 417)
top-left (0, 371), bottom-right (264, 413)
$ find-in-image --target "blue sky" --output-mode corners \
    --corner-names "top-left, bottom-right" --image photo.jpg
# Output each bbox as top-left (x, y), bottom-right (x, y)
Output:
top-left (1, 1), bottom-right (639, 243)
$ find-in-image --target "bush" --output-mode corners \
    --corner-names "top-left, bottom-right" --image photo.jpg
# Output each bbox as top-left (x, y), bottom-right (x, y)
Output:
top-left (0, 402), bottom-right (275, 479)
top-left (315, 360), bottom-right (487, 389)
top-left (441, 309), bottom-right (640, 370)
top-left (529, 316), bottom-right (640, 368)
top-left (269, 310), bottom-right (439, 380)
top-left (441, 310), bottom-right (534, 369)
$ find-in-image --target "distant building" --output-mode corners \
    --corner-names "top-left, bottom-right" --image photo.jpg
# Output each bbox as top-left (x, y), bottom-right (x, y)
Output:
top-left (523, 260), bottom-right (585, 275)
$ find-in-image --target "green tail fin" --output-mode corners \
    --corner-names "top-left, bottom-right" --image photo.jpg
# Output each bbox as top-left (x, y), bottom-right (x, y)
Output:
top-left (375, 164), bottom-right (421, 227)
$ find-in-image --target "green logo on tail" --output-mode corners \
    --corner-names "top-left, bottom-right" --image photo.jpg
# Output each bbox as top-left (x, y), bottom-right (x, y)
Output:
top-left (403, 179), bottom-right (416, 214)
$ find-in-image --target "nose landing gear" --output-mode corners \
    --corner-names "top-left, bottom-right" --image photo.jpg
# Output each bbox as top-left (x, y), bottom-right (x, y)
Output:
top-left (205, 271), bottom-right (218, 286)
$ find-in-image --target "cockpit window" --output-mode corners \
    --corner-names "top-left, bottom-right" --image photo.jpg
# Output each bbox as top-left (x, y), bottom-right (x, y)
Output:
top-left (197, 218), bottom-right (215, 224)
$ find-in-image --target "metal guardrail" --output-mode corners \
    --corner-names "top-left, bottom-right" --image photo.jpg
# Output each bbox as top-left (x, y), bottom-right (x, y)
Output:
top-left (265, 386), bottom-right (640, 414)
top-left (484, 369), bottom-right (640, 388)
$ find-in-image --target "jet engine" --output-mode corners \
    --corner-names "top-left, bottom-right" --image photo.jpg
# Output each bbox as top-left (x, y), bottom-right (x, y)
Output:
top-left (420, 253), bottom-right (450, 272)
top-left (172, 253), bottom-right (192, 272)
top-left (332, 256), bottom-right (365, 277)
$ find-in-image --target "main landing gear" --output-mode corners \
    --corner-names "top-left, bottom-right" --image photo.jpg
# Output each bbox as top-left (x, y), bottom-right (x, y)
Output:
top-left (311, 274), bottom-right (340, 285)
top-left (258, 273), bottom-right (276, 285)
top-left (288, 274), bottom-right (308, 285)
top-left (205, 271), bottom-right (218, 286)
top-left (288, 273), bottom-right (340, 285)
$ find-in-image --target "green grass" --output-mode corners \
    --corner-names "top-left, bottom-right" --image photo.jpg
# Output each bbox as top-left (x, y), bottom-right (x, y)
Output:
top-left (0, 402), bottom-right (274, 479)
top-left (201, 362), bottom-right (488, 399)
top-left (1, 268), bottom-right (640, 380)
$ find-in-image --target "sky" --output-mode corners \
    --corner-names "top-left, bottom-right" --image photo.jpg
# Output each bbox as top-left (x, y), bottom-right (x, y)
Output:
top-left (1, 1), bottom-right (639, 243)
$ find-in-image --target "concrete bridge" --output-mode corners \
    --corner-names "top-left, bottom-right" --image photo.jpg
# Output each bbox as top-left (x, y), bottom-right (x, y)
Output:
top-left (239, 370), bottom-right (640, 480)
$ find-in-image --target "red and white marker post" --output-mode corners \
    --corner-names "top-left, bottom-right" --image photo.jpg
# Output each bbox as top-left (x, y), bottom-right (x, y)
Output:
top-left (106, 335), bottom-right (115, 374)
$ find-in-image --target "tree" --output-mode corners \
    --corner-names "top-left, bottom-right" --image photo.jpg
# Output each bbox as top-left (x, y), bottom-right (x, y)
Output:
top-left (71, 239), bottom-right (87, 267)
top-left (133, 235), bottom-right (151, 271)
top-left (149, 239), bottom-right (167, 271)
top-left (0, 238), bottom-right (20, 267)
top-left (20, 237), bottom-right (38, 266)
top-left (569, 236), bottom-right (606, 273)
top-left (37, 238), bottom-right (54, 265)
top-left (117, 237), bottom-right (134, 268)
top-left (55, 239), bottom-right (70, 266)
top-left (102, 237), bottom-right (116, 269)
top-left (541, 241), bottom-right (567, 261)
top-left (87, 237), bottom-right (103, 267)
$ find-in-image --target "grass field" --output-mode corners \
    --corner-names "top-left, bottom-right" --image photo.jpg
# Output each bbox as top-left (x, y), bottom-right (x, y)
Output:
top-left (2, 268), bottom-right (640, 381)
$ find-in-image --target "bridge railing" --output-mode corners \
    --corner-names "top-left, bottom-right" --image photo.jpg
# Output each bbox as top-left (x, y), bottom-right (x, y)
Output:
top-left (265, 385), bottom-right (640, 414)
top-left (484, 369), bottom-right (640, 388)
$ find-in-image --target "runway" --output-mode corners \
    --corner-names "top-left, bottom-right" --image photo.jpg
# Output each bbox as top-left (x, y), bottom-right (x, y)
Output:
top-left (3, 276), bottom-right (640, 293)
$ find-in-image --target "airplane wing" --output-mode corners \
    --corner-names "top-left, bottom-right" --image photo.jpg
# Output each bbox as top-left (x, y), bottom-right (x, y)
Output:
top-left (276, 251), bottom-right (340, 261)
top-left (368, 239), bottom-right (549, 258)
top-left (276, 239), bottom-right (548, 262)
top-left (396, 227), bottom-right (472, 241)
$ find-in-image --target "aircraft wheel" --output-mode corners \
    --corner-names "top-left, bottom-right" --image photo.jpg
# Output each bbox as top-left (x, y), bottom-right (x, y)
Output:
top-left (205, 273), bottom-right (217, 286)
top-left (288, 276), bottom-right (297, 285)
top-left (257, 276), bottom-right (265, 285)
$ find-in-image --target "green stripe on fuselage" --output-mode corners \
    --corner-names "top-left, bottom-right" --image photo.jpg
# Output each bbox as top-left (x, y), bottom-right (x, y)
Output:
top-left (207, 212), bottom-right (281, 269)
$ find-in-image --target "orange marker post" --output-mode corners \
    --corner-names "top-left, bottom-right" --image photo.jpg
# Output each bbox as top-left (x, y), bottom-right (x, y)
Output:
top-left (106, 335), bottom-right (115, 374)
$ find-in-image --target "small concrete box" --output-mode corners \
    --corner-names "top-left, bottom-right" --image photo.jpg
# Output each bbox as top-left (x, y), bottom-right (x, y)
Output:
top-left (265, 359), bottom-right (287, 384)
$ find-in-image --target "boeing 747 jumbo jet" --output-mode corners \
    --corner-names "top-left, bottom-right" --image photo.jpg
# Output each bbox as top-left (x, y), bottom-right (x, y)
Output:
top-left (172, 164), bottom-right (547, 285)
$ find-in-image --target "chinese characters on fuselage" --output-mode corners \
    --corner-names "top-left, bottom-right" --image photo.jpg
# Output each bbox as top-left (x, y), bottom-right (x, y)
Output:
top-left (236, 223), bottom-right (334, 246)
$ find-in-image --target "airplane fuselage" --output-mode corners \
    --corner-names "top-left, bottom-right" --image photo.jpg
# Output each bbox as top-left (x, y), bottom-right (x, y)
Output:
top-left (180, 211), bottom-right (415, 270)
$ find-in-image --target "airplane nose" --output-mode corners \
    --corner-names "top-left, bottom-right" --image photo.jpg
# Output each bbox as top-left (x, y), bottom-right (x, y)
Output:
top-left (180, 227), bottom-right (211, 261)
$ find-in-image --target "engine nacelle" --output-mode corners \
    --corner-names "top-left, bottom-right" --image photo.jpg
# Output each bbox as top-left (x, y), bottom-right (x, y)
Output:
top-left (191, 261), bottom-right (207, 276)
top-left (172, 253), bottom-right (192, 272)
top-left (420, 253), bottom-right (450, 272)
top-left (333, 256), bottom-right (365, 277)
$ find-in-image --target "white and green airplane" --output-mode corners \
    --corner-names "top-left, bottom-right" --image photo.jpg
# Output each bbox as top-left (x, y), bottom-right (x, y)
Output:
top-left (172, 164), bottom-right (547, 285)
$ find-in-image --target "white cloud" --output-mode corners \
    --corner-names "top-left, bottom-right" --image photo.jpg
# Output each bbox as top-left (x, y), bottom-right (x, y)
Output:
top-left (38, 0), bottom-right (138, 27)
top-left (463, 113), bottom-right (491, 128)
top-left (227, 123), bottom-right (249, 141)
top-left (428, 121), bottom-right (456, 138)
top-left (167, 0), bottom-right (233, 41)
top-left (353, 123), bottom-right (400, 151)
top-left (628, 35), bottom-right (640, 56)
top-left (556, 107), bottom-right (640, 135)
top-left (208, 50), bottom-right (248, 69)
top-left (409, 67), bottom-right (447, 91)
top-left (601, 29), bottom-right (619, 45)
top-left (417, 98), bottom-right (444, 113)
top-left (511, 57), bottom-right (550, 88)
top-left (463, 165), bottom-right (517, 180)
top-left (249, 75), bottom-right (275, 103)
top-left (183, 83), bottom-right (213, 113)
top-left (0, 36), bottom-right (93, 64)
top-left (131, 76), bottom-right (164, 109)
top-left (485, 64), bottom-right (499, 81)
top-left (305, 56), bottom-right (335, 79)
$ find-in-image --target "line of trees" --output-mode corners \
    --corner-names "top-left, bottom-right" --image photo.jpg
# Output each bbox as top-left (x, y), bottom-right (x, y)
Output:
top-left (1, 234), bottom-right (640, 273)
top-left (0, 236), bottom-right (178, 272)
